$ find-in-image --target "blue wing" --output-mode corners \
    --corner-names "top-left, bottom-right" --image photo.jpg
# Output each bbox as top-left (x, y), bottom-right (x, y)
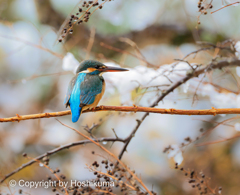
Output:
top-left (79, 74), bottom-right (103, 106)
top-left (66, 73), bottom-right (103, 123)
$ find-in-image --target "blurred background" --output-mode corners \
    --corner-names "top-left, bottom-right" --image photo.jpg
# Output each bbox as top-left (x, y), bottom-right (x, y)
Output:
top-left (1, 0), bottom-right (240, 194)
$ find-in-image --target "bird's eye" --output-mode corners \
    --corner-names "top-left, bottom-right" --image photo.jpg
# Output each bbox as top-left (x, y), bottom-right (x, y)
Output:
top-left (95, 65), bottom-right (105, 69)
top-left (95, 65), bottom-right (101, 69)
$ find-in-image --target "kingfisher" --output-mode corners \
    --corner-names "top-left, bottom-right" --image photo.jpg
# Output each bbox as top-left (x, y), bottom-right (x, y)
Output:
top-left (64, 60), bottom-right (128, 123)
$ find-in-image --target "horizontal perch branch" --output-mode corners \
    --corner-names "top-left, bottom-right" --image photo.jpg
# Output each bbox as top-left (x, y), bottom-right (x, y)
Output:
top-left (1, 106), bottom-right (240, 123)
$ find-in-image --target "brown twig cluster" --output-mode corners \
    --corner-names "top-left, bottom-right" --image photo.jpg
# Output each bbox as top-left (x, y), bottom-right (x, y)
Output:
top-left (196, 0), bottom-right (240, 25)
top-left (197, 0), bottom-right (214, 24)
top-left (58, 0), bottom-right (110, 43)
top-left (87, 157), bottom-right (157, 195)
top-left (175, 163), bottom-right (222, 195)
top-left (57, 120), bottom-right (153, 194)
top-left (163, 128), bottom-right (205, 154)
top-left (196, 0), bottom-right (216, 26)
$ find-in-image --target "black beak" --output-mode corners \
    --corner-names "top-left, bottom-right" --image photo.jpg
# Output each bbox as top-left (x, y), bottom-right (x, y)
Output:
top-left (100, 66), bottom-right (129, 72)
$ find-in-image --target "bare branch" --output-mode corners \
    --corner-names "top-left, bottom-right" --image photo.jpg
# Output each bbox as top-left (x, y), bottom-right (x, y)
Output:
top-left (0, 137), bottom-right (125, 184)
top-left (118, 58), bottom-right (240, 160)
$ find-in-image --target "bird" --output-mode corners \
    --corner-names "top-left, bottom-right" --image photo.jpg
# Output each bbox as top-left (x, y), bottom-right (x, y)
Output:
top-left (64, 60), bottom-right (128, 123)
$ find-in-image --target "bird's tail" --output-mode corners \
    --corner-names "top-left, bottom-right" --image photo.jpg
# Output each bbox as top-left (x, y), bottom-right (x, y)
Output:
top-left (70, 105), bottom-right (82, 123)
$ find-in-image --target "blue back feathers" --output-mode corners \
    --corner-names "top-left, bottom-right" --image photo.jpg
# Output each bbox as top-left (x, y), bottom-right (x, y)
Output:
top-left (69, 73), bottom-right (86, 123)
top-left (66, 73), bottom-right (104, 123)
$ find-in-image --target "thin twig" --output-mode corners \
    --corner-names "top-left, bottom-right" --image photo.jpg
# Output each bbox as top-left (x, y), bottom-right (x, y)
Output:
top-left (0, 34), bottom-right (63, 59)
top-left (85, 27), bottom-right (96, 60)
top-left (174, 59), bottom-right (195, 70)
top-left (119, 37), bottom-right (147, 66)
top-left (8, 72), bottom-right (72, 84)
top-left (196, 134), bottom-right (240, 146)
top-left (211, 2), bottom-right (240, 14)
